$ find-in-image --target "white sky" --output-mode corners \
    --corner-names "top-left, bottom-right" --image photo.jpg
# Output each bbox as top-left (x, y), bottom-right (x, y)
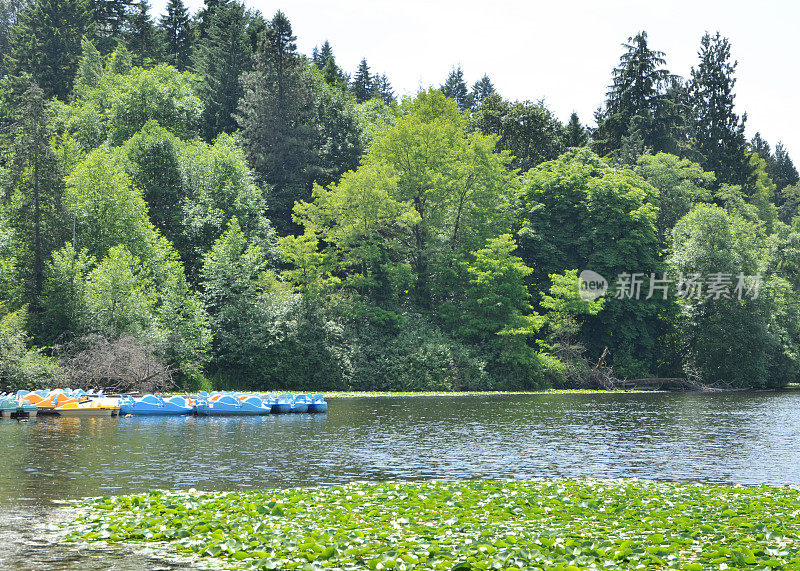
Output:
top-left (152, 0), bottom-right (799, 162)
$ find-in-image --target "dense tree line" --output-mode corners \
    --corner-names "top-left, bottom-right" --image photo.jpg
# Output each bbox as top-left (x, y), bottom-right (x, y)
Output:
top-left (1, 0), bottom-right (798, 392)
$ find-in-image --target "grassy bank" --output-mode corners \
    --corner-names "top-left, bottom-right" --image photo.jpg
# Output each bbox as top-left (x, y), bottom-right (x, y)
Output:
top-left (179, 389), bottom-right (662, 398)
top-left (65, 478), bottom-right (800, 570)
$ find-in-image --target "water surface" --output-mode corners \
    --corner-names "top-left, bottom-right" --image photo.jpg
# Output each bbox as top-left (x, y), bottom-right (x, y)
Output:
top-left (2, 392), bottom-right (799, 567)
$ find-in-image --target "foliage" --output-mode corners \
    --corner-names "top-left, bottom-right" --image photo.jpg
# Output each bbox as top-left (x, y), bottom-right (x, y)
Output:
top-left (459, 235), bottom-right (546, 388)
top-left (235, 12), bottom-right (317, 233)
top-left (57, 61), bottom-right (202, 149)
top-left (441, 65), bottom-right (472, 111)
top-left (68, 478), bottom-right (800, 569)
top-left (635, 152), bottom-right (714, 239)
top-left (159, 0), bottom-right (192, 70)
top-left (193, 0), bottom-right (252, 139)
top-left (348, 314), bottom-right (489, 392)
top-left (470, 94), bottom-right (566, 172)
top-left (688, 32), bottom-right (753, 188)
top-left (539, 270), bottom-right (606, 387)
top-left (519, 148), bottom-right (662, 376)
top-left (0, 305), bottom-right (63, 391)
top-left (669, 205), bottom-right (794, 388)
top-left (8, 0), bottom-right (92, 100)
top-left (62, 146), bottom-right (210, 380)
top-left (593, 31), bottom-right (679, 159)
top-left (180, 132), bottom-right (276, 282)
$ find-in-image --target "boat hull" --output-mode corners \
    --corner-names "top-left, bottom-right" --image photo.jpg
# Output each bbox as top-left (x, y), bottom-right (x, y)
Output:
top-left (55, 408), bottom-right (115, 417)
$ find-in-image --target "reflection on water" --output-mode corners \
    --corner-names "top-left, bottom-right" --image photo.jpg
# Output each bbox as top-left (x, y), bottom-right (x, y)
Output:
top-left (1, 392), bottom-right (800, 567)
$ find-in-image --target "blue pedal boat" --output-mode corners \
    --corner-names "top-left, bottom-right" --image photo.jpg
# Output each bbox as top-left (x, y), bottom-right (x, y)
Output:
top-left (290, 394), bottom-right (310, 413)
top-left (272, 394), bottom-right (292, 414)
top-left (307, 394), bottom-right (328, 413)
top-left (119, 395), bottom-right (194, 416)
top-left (195, 395), bottom-right (271, 416)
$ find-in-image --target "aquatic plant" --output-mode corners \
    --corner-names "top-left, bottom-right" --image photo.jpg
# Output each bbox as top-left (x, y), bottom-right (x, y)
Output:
top-left (66, 478), bottom-right (800, 569)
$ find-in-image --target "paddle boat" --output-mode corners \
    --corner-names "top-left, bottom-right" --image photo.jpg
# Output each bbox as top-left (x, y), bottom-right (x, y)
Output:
top-left (20, 392), bottom-right (58, 414)
top-left (0, 397), bottom-right (17, 418)
top-left (290, 394), bottom-right (310, 413)
top-left (194, 394), bottom-right (271, 416)
top-left (272, 394), bottom-right (293, 414)
top-left (258, 393), bottom-right (278, 413)
top-left (307, 394), bottom-right (328, 413)
top-left (54, 400), bottom-right (120, 417)
top-left (118, 395), bottom-right (194, 416)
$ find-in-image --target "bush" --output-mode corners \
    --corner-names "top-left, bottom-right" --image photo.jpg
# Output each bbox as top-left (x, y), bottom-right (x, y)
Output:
top-left (0, 306), bottom-right (63, 392)
top-left (349, 314), bottom-right (489, 392)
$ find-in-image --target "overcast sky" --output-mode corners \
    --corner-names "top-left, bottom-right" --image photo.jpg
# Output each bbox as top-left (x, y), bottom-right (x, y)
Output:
top-left (152, 0), bottom-right (799, 162)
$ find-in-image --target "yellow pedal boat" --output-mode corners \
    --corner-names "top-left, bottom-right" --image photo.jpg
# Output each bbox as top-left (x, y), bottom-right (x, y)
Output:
top-left (54, 400), bottom-right (120, 417)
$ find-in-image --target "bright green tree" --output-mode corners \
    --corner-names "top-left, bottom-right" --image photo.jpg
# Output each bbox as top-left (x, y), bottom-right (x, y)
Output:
top-left (459, 234), bottom-right (545, 387)
top-left (85, 244), bottom-right (154, 337)
top-left (635, 152), bottom-right (714, 239)
top-left (200, 217), bottom-right (279, 375)
top-left (180, 133), bottom-right (276, 282)
top-left (669, 205), bottom-right (792, 388)
top-left (121, 121), bottom-right (185, 246)
top-left (74, 38), bottom-right (104, 89)
top-left (57, 62), bottom-right (202, 149)
top-left (39, 243), bottom-right (93, 342)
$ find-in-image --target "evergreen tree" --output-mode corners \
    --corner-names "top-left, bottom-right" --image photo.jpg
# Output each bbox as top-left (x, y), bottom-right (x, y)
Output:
top-left (321, 54), bottom-right (347, 89)
top-left (593, 31), bottom-right (673, 158)
top-left (770, 143), bottom-right (799, 192)
top-left (749, 132), bottom-right (772, 162)
top-left (126, 0), bottom-right (162, 66)
top-left (9, 0), bottom-right (93, 100)
top-left (375, 73), bottom-right (395, 105)
top-left (351, 58), bottom-right (372, 103)
top-left (688, 32), bottom-right (753, 188)
top-left (471, 74), bottom-right (495, 107)
top-left (236, 10), bottom-right (318, 234)
top-left (441, 65), bottom-right (472, 111)
top-left (312, 40), bottom-right (333, 69)
top-left (159, 0), bottom-right (192, 70)
top-left (195, 0), bottom-right (222, 41)
top-left (311, 40), bottom-right (347, 90)
top-left (90, 0), bottom-right (133, 54)
top-left (0, 0), bottom-right (29, 78)
top-left (564, 112), bottom-right (588, 147)
top-left (194, 0), bottom-right (251, 138)
top-left (6, 82), bottom-right (65, 311)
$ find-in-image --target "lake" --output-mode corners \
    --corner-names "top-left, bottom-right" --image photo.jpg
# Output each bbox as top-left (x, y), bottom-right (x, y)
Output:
top-left (2, 391), bottom-right (800, 568)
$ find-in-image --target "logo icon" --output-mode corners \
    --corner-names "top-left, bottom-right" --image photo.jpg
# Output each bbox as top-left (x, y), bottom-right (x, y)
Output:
top-left (579, 270), bottom-right (608, 300)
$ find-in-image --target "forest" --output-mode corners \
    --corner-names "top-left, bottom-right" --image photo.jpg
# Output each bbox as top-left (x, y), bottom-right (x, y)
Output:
top-left (1, 0), bottom-right (799, 393)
